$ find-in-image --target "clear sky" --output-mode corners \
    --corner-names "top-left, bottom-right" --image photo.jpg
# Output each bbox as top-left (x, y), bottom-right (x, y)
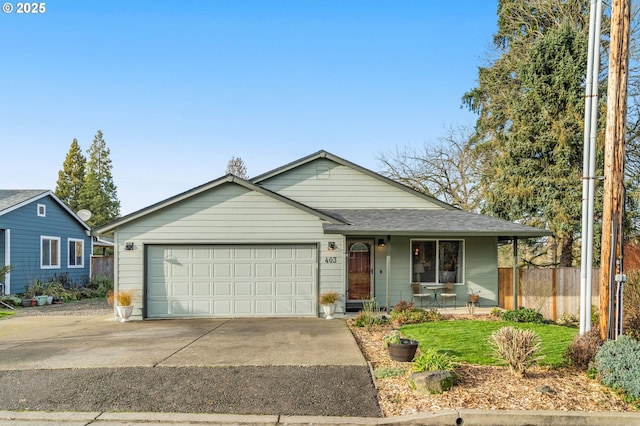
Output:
top-left (1, 0), bottom-right (498, 215)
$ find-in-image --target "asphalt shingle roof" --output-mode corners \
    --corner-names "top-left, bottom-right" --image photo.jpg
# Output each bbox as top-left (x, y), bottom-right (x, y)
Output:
top-left (321, 209), bottom-right (550, 238)
top-left (0, 190), bottom-right (49, 214)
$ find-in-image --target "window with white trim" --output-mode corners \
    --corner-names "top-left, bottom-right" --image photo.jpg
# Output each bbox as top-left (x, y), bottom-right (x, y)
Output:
top-left (41, 236), bottom-right (60, 268)
top-left (37, 204), bottom-right (46, 217)
top-left (411, 239), bottom-right (464, 284)
top-left (68, 238), bottom-right (84, 268)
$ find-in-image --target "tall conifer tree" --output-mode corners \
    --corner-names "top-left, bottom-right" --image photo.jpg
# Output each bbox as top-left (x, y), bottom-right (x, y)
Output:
top-left (55, 138), bottom-right (86, 212)
top-left (79, 130), bottom-right (120, 227)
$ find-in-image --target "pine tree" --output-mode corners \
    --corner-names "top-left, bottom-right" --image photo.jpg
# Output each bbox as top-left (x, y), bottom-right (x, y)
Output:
top-left (55, 138), bottom-right (86, 212)
top-left (226, 156), bottom-right (249, 179)
top-left (79, 130), bottom-right (121, 227)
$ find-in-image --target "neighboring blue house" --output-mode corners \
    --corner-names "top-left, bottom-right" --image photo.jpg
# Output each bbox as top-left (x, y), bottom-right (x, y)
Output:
top-left (0, 190), bottom-right (92, 295)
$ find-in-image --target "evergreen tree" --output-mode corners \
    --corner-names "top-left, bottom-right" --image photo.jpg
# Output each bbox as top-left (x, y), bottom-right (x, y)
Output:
top-left (55, 138), bottom-right (86, 212)
top-left (225, 156), bottom-right (249, 179)
top-left (79, 130), bottom-right (120, 227)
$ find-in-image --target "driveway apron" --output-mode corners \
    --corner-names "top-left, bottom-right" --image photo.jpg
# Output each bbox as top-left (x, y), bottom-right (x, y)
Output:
top-left (0, 315), bottom-right (381, 417)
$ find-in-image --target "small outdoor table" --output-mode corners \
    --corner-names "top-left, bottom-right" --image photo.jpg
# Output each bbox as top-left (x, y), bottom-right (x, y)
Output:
top-left (423, 284), bottom-right (444, 308)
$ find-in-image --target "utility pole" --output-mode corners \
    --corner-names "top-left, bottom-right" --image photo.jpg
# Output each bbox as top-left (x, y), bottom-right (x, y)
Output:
top-left (599, 0), bottom-right (630, 341)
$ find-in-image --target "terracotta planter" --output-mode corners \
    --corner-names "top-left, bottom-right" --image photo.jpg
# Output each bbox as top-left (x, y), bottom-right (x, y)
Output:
top-left (387, 339), bottom-right (419, 362)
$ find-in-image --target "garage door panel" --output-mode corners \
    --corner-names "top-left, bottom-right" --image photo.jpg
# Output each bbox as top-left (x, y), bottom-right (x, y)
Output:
top-left (147, 244), bottom-right (317, 318)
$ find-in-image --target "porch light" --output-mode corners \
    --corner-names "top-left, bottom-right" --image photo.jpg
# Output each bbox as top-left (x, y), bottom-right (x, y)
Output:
top-left (327, 241), bottom-right (336, 251)
top-left (378, 239), bottom-right (385, 247)
top-left (124, 242), bottom-right (134, 251)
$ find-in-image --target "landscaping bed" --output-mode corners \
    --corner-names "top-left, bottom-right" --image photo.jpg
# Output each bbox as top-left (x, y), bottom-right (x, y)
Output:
top-left (348, 319), bottom-right (638, 417)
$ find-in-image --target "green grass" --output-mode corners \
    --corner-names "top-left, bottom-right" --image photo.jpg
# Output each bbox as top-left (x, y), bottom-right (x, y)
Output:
top-left (401, 320), bottom-right (578, 368)
top-left (0, 310), bottom-right (14, 319)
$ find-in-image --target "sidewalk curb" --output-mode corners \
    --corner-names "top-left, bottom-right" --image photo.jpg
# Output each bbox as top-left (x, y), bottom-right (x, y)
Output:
top-left (0, 410), bottom-right (638, 426)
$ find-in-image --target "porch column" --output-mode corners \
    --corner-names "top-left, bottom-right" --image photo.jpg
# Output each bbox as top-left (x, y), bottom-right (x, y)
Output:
top-left (385, 236), bottom-right (391, 311)
top-left (513, 237), bottom-right (519, 310)
top-left (3, 229), bottom-right (10, 294)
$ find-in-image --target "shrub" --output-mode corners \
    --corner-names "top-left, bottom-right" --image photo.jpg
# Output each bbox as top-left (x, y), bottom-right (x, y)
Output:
top-left (392, 300), bottom-right (414, 312)
top-left (563, 327), bottom-right (603, 370)
top-left (353, 298), bottom-right (383, 329)
top-left (625, 314), bottom-right (640, 341)
top-left (412, 348), bottom-right (458, 373)
top-left (488, 326), bottom-right (544, 377)
top-left (624, 271), bottom-right (640, 320)
top-left (391, 308), bottom-right (441, 324)
top-left (88, 275), bottom-right (113, 297)
top-left (373, 366), bottom-right (406, 379)
top-left (594, 335), bottom-right (640, 399)
top-left (501, 307), bottom-right (548, 324)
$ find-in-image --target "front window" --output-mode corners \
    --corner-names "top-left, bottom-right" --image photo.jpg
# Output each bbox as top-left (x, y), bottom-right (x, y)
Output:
top-left (41, 236), bottom-right (60, 268)
top-left (68, 238), bottom-right (84, 267)
top-left (412, 240), bottom-right (463, 284)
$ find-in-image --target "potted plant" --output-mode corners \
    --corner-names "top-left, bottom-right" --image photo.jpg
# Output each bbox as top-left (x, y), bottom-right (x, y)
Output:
top-left (469, 289), bottom-right (480, 303)
top-left (383, 330), bottom-right (419, 362)
top-left (318, 291), bottom-right (340, 320)
top-left (114, 290), bottom-right (134, 322)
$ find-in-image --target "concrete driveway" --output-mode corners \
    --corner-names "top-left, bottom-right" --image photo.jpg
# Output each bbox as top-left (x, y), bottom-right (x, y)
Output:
top-left (0, 315), bottom-right (367, 370)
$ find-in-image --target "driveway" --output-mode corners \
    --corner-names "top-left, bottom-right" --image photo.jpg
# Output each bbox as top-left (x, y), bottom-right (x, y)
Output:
top-left (0, 314), bottom-right (381, 417)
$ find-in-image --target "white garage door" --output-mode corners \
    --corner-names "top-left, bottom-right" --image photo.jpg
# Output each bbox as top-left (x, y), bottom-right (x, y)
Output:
top-left (146, 244), bottom-right (317, 318)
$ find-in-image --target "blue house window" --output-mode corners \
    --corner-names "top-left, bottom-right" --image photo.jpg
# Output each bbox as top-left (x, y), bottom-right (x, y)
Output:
top-left (41, 236), bottom-right (60, 269)
top-left (68, 238), bottom-right (84, 268)
top-left (37, 204), bottom-right (46, 217)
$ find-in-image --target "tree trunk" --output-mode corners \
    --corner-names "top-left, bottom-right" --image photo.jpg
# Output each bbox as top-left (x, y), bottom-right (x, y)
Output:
top-left (559, 235), bottom-right (574, 267)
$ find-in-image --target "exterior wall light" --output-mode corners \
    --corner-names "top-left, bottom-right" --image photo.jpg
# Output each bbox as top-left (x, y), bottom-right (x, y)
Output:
top-left (124, 242), bottom-right (134, 251)
top-left (378, 239), bottom-right (386, 247)
top-left (327, 241), bottom-right (336, 251)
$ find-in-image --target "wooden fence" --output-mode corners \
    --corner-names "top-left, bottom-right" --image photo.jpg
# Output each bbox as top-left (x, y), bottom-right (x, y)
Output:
top-left (91, 256), bottom-right (114, 280)
top-left (498, 267), bottom-right (600, 321)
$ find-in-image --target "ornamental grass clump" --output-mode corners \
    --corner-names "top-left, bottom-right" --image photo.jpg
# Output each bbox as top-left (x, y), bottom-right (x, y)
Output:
top-left (318, 291), bottom-right (340, 305)
top-left (412, 348), bottom-right (458, 373)
top-left (115, 290), bottom-right (133, 306)
top-left (489, 326), bottom-right (543, 377)
top-left (594, 335), bottom-right (640, 400)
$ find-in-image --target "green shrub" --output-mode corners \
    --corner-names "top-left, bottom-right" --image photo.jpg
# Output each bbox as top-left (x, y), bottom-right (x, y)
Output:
top-left (488, 326), bottom-right (544, 377)
top-left (501, 307), bottom-right (548, 324)
top-left (391, 308), bottom-right (441, 324)
top-left (594, 335), bottom-right (640, 399)
top-left (563, 327), bottom-right (603, 370)
top-left (88, 275), bottom-right (113, 297)
top-left (353, 298), bottom-right (384, 329)
top-left (625, 314), bottom-right (640, 341)
top-left (373, 366), bottom-right (406, 379)
top-left (412, 348), bottom-right (458, 373)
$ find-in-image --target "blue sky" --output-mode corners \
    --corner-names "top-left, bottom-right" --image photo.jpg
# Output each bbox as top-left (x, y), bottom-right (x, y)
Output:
top-left (1, 0), bottom-right (498, 215)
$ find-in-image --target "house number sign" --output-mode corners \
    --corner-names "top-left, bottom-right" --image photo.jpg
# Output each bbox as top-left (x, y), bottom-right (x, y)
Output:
top-left (325, 257), bottom-right (337, 263)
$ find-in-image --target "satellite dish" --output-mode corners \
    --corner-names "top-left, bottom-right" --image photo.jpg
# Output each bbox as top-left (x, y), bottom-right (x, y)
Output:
top-left (77, 209), bottom-right (92, 221)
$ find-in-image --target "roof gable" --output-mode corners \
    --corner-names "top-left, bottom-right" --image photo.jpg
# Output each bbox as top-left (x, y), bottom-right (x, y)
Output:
top-left (0, 189), bottom-right (90, 231)
top-left (252, 150), bottom-right (453, 210)
top-left (93, 175), bottom-right (346, 234)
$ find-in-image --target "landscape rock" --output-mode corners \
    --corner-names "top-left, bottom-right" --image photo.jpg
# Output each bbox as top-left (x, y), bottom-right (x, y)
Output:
top-left (410, 370), bottom-right (456, 394)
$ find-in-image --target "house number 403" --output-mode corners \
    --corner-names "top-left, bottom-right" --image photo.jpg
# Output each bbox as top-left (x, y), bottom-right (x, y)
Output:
top-left (325, 257), bottom-right (337, 264)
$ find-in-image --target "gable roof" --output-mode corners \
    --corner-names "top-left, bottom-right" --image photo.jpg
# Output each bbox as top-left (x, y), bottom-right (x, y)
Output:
top-left (321, 209), bottom-right (551, 239)
top-left (251, 150), bottom-right (454, 209)
top-left (93, 174), bottom-right (347, 235)
top-left (0, 190), bottom-right (90, 231)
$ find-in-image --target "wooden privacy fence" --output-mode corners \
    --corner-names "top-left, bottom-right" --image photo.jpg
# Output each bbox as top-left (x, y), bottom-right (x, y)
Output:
top-left (91, 256), bottom-right (114, 280)
top-left (498, 267), bottom-right (600, 321)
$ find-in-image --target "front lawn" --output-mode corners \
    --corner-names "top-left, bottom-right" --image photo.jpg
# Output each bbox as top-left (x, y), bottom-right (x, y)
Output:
top-left (401, 320), bottom-right (578, 368)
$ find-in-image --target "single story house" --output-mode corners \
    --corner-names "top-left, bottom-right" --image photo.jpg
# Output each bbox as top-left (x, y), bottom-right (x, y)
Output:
top-left (0, 190), bottom-right (92, 294)
top-left (93, 151), bottom-right (549, 320)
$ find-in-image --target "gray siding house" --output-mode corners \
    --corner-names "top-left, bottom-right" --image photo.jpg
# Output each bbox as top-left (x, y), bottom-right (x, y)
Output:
top-left (0, 190), bottom-right (92, 294)
top-left (93, 151), bottom-right (548, 320)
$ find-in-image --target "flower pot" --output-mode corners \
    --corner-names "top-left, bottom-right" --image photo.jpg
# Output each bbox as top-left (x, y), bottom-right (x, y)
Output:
top-left (321, 303), bottom-right (337, 320)
top-left (36, 295), bottom-right (48, 306)
top-left (21, 298), bottom-right (32, 307)
top-left (116, 305), bottom-right (133, 322)
top-left (46, 296), bottom-right (53, 305)
top-left (387, 339), bottom-right (419, 362)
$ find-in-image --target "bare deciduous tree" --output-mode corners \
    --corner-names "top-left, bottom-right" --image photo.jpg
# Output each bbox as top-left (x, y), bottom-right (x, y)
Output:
top-left (377, 126), bottom-right (483, 212)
